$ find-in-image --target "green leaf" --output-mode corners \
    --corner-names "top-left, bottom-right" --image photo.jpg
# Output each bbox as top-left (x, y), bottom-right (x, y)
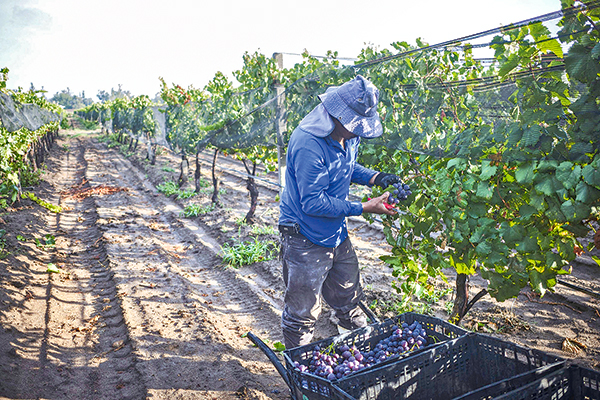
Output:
top-left (562, 222), bottom-right (590, 237)
top-left (507, 124), bottom-right (523, 146)
top-left (529, 22), bottom-right (550, 41)
top-left (273, 341), bottom-right (286, 352)
top-left (529, 267), bottom-right (557, 297)
top-left (515, 163), bottom-right (536, 184)
top-left (479, 161), bottom-right (497, 180)
top-left (529, 193), bottom-right (546, 211)
top-left (47, 263), bottom-right (60, 273)
top-left (517, 236), bottom-right (539, 253)
top-left (476, 182), bottom-right (494, 200)
top-left (592, 43), bottom-right (600, 60)
top-left (467, 203), bottom-right (489, 218)
top-left (537, 160), bottom-right (559, 172)
top-left (470, 226), bottom-right (486, 244)
top-left (534, 176), bottom-right (560, 196)
top-left (575, 181), bottom-right (600, 203)
top-left (538, 38), bottom-right (564, 58)
top-left (436, 171), bottom-right (453, 194)
top-left (447, 158), bottom-right (466, 171)
top-left (475, 241), bottom-right (492, 256)
top-left (582, 164), bottom-right (600, 188)
top-left (555, 162), bottom-right (580, 190)
top-left (518, 204), bottom-right (537, 220)
top-left (499, 55), bottom-right (520, 78)
top-left (560, 200), bottom-right (591, 222)
top-left (565, 43), bottom-right (600, 82)
top-left (449, 253), bottom-right (476, 275)
top-left (521, 125), bottom-right (542, 147)
top-left (546, 198), bottom-right (566, 222)
top-left (500, 223), bottom-right (525, 245)
top-left (483, 270), bottom-right (524, 302)
top-left (380, 255), bottom-right (405, 267)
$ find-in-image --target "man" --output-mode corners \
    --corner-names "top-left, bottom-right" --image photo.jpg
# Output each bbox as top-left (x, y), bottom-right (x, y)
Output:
top-left (278, 75), bottom-right (403, 349)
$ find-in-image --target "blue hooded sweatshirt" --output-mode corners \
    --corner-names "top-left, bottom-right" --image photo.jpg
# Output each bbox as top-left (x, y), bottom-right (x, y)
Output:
top-left (279, 104), bottom-right (377, 247)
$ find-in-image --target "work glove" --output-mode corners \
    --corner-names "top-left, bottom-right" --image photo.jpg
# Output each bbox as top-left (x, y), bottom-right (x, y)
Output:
top-left (373, 172), bottom-right (401, 188)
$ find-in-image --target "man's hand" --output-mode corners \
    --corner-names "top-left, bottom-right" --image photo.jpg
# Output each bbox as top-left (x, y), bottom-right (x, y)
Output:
top-left (362, 192), bottom-right (397, 216)
top-left (373, 172), bottom-right (401, 188)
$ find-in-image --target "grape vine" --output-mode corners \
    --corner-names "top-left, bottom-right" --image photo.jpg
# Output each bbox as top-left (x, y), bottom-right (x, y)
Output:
top-left (73, 1), bottom-right (600, 325)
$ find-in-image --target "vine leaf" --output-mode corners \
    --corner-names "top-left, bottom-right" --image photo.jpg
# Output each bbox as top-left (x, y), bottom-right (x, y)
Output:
top-left (582, 164), bottom-right (600, 187)
top-left (556, 162), bottom-right (579, 190)
top-left (515, 163), bottom-right (535, 184)
top-left (500, 223), bottom-right (525, 246)
top-left (479, 161), bottom-right (497, 180)
top-left (535, 176), bottom-right (560, 196)
top-left (476, 182), bottom-right (494, 199)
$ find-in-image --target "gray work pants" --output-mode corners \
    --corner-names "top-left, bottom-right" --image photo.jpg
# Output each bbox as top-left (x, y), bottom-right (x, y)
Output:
top-left (280, 233), bottom-right (367, 349)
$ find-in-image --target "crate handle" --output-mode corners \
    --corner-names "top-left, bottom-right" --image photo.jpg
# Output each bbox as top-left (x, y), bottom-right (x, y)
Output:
top-left (359, 300), bottom-right (380, 324)
top-left (246, 332), bottom-right (293, 392)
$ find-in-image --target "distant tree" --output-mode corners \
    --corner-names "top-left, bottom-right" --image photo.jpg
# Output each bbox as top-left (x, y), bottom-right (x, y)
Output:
top-left (50, 88), bottom-right (93, 109)
top-left (97, 90), bottom-right (110, 102)
top-left (97, 84), bottom-right (132, 103)
top-left (27, 82), bottom-right (48, 99)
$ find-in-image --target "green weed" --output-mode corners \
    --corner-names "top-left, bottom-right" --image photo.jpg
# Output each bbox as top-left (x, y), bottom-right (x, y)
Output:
top-left (180, 203), bottom-right (214, 217)
top-left (20, 164), bottom-right (44, 187)
top-left (0, 230), bottom-right (8, 259)
top-left (250, 225), bottom-right (277, 236)
top-left (220, 237), bottom-right (278, 268)
top-left (157, 180), bottom-right (196, 199)
top-left (21, 192), bottom-right (62, 213)
top-left (35, 234), bottom-right (56, 250)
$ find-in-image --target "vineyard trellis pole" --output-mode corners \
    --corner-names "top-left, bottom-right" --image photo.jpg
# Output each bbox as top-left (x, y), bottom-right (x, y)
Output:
top-left (273, 52), bottom-right (287, 196)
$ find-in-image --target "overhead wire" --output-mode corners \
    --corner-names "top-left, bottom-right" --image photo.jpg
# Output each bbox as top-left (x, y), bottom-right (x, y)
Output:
top-left (352, 1), bottom-right (600, 69)
top-left (170, 2), bottom-right (598, 163)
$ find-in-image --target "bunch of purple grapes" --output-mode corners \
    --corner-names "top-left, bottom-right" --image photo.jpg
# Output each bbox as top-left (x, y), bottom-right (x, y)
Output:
top-left (387, 182), bottom-right (412, 205)
top-left (293, 320), bottom-right (428, 381)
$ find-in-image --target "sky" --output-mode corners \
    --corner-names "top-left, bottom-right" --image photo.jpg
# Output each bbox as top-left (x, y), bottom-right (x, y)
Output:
top-left (0, 0), bottom-right (563, 101)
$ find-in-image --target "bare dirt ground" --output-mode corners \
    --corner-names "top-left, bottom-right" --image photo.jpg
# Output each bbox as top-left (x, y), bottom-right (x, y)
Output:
top-left (0, 127), bottom-right (599, 400)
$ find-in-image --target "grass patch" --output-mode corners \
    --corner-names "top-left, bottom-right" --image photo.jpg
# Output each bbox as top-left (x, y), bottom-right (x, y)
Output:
top-left (20, 164), bottom-right (44, 187)
top-left (220, 237), bottom-right (278, 268)
top-left (250, 225), bottom-right (277, 236)
top-left (76, 117), bottom-right (100, 130)
top-left (180, 203), bottom-right (214, 217)
top-left (157, 180), bottom-right (196, 199)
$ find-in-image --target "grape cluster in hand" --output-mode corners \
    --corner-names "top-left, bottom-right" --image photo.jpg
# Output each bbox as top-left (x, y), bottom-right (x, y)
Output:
top-left (293, 320), bottom-right (428, 381)
top-left (387, 182), bottom-right (412, 205)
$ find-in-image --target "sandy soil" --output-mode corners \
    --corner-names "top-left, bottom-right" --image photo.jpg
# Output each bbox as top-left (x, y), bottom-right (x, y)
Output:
top-left (0, 127), bottom-right (598, 400)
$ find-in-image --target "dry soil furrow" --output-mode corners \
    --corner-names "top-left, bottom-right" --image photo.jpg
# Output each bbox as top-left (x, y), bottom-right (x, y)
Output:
top-left (82, 135), bottom-right (290, 398)
top-left (60, 138), bottom-right (147, 399)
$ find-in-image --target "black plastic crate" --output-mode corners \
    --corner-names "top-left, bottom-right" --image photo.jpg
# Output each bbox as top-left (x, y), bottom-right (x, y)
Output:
top-left (283, 312), bottom-right (468, 400)
top-left (490, 364), bottom-right (600, 400)
top-left (333, 333), bottom-right (564, 400)
top-left (452, 362), bottom-right (566, 400)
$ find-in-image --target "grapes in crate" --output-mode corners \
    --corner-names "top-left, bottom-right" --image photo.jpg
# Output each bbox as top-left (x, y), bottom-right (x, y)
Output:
top-left (293, 320), bottom-right (428, 381)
